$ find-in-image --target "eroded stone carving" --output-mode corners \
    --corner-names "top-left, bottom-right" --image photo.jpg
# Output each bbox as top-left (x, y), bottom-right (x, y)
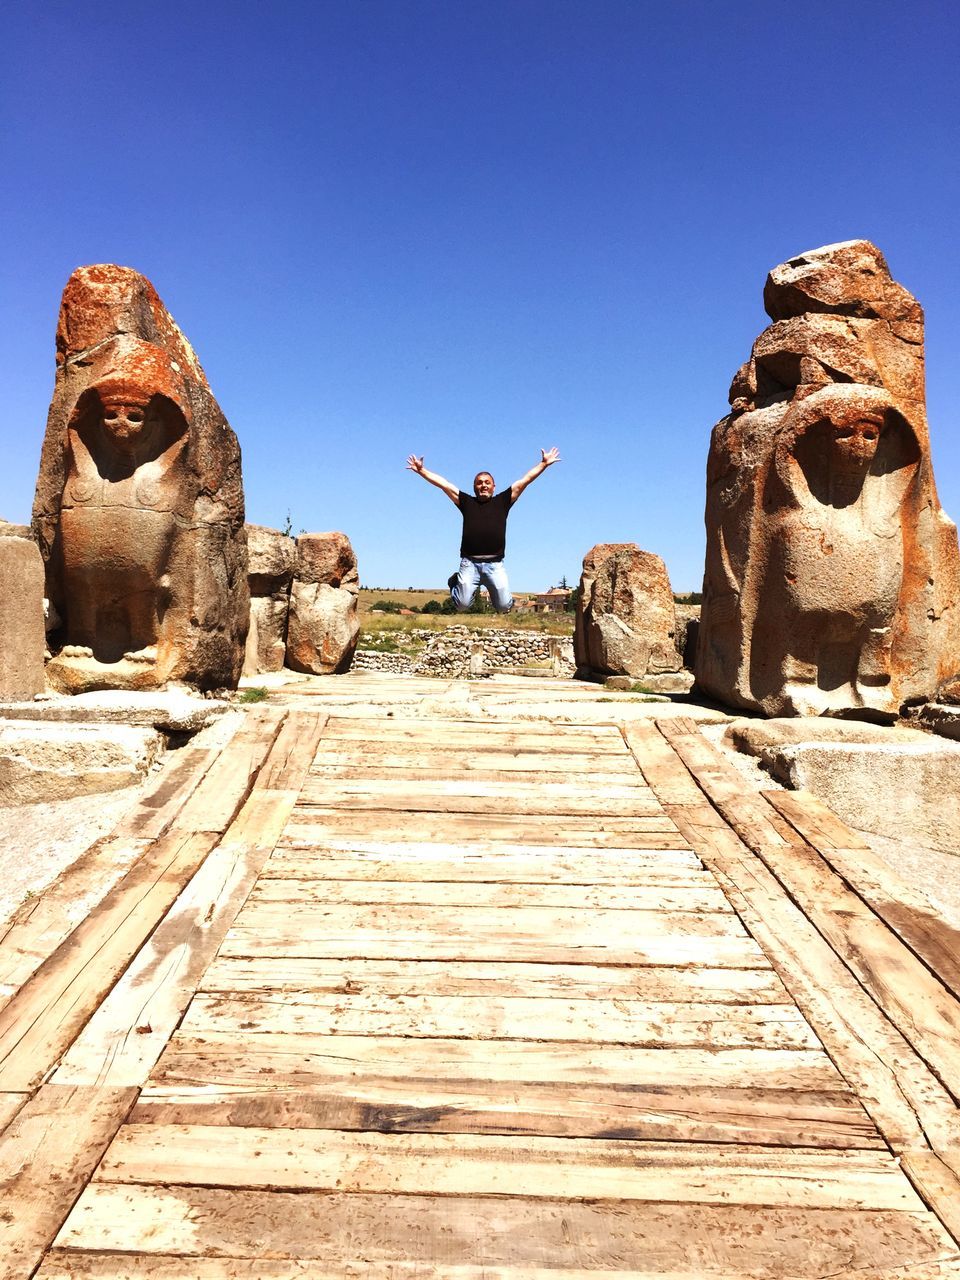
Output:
top-left (286, 532), bottom-right (359, 675)
top-left (574, 543), bottom-right (680, 678)
top-left (33, 265), bottom-right (248, 692)
top-left (697, 241), bottom-right (960, 718)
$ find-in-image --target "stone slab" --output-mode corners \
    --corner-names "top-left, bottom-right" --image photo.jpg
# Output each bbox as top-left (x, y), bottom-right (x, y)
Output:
top-left (726, 717), bottom-right (931, 757)
top-left (0, 691), bottom-right (229, 733)
top-left (0, 536), bottom-right (46, 700)
top-left (0, 723), bottom-right (165, 806)
top-left (760, 740), bottom-right (960, 853)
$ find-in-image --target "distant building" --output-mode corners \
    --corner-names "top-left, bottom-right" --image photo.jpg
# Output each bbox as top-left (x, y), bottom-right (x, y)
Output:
top-left (533, 588), bottom-right (569, 614)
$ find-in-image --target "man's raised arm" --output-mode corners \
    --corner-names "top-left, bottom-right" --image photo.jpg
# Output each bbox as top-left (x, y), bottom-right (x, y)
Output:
top-left (510, 447), bottom-right (561, 503)
top-left (406, 455), bottom-right (460, 506)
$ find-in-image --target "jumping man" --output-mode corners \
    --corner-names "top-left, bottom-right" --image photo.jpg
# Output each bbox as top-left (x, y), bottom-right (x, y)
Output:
top-left (406, 448), bottom-right (561, 612)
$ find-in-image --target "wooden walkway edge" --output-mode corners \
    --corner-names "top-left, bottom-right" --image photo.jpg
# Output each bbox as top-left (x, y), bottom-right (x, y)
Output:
top-left (650, 716), bottom-right (960, 1242)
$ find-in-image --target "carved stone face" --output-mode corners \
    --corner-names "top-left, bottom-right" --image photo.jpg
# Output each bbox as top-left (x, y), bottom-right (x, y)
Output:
top-left (829, 415), bottom-right (882, 472)
top-left (100, 398), bottom-right (153, 452)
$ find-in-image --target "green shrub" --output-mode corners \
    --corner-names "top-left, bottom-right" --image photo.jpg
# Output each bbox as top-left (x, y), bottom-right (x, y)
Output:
top-left (239, 686), bottom-right (268, 703)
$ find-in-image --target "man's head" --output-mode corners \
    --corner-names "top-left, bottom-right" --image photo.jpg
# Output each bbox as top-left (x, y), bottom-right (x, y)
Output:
top-left (473, 472), bottom-right (495, 501)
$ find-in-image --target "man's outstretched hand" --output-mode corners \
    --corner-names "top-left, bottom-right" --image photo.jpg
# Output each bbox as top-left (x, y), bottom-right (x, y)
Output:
top-left (510, 446), bottom-right (561, 502)
top-left (406, 455), bottom-right (460, 504)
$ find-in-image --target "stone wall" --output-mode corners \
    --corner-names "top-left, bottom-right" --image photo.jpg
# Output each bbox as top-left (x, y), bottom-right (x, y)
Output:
top-left (354, 628), bottom-right (575, 678)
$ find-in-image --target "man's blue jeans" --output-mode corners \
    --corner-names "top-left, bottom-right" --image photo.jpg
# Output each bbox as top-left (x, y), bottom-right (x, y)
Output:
top-left (451, 557), bottom-right (513, 613)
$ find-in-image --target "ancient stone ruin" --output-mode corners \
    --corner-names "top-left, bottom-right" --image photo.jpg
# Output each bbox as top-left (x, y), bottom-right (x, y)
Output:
top-left (242, 527), bottom-right (360, 677)
top-left (0, 522), bottom-right (46, 700)
top-left (244, 525), bottom-right (297, 675)
top-left (33, 265), bottom-right (249, 693)
top-left (574, 543), bottom-right (681, 678)
top-left (286, 532), bottom-right (360, 675)
top-left (697, 240), bottom-right (960, 718)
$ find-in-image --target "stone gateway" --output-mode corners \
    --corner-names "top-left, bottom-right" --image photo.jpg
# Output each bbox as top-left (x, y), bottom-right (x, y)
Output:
top-left (696, 240), bottom-right (960, 718)
top-left (33, 265), bottom-right (248, 693)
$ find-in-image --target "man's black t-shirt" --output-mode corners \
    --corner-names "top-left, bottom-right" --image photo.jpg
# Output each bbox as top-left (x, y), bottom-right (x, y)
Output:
top-left (458, 489), bottom-right (514, 560)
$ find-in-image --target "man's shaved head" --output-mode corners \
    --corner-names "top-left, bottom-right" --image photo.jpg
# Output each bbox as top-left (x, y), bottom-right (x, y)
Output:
top-left (473, 471), bottom-right (495, 501)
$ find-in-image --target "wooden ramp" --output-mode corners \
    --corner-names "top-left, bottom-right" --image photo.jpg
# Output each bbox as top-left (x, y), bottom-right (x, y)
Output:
top-left (2, 688), bottom-right (960, 1277)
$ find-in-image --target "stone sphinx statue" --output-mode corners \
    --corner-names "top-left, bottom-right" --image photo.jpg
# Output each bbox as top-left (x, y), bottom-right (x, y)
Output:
top-left (34, 265), bottom-right (248, 692)
top-left (697, 241), bottom-right (960, 718)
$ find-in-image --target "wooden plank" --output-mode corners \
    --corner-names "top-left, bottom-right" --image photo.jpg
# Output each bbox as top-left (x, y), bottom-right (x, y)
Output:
top-left (247, 877), bottom-right (734, 913)
top-left (269, 839), bottom-right (702, 878)
top-left (198, 956), bottom-right (787, 1001)
top-left (0, 1091), bottom-right (26, 1135)
top-left (130, 1080), bottom-right (881, 1148)
top-left (766, 789), bottom-right (960, 1005)
top-left (321, 722), bottom-right (626, 752)
top-left (307, 763), bottom-right (650, 783)
top-left (53, 713), bottom-right (330, 1089)
top-left (297, 780), bottom-right (663, 817)
top-left (251, 711), bottom-right (329, 791)
top-left (34, 1258), bottom-right (960, 1280)
top-left (303, 777), bottom-right (655, 800)
top-left (309, 746), bottom-right (642, 774)
top-left (151, 1032), bottom-right (845, 1091)
top-left (113, 743), bottom-right (223, 840)
top-left (234, 899), bottom-right (745, 939)
top-left (0, 830), bottom-right (218, 1091)
top-left (0, 835), bottom-right (151, 1004)
top-left (50, 1185), bottom-right (958, 1271)
top-left (281, 811), bottom-right (687, 847)
top-left (93, 1125), bottom-right (922, 1210)
top-left (656, 717), bottom-right (797, 846)
top-left (182, 991), bottom-right (816, 1050)
top-left (622, 720), bottom-right (706, 805)
top-left (170, 707), bottom-right (284, 833)
top-left (0, 1083), bottom-right (136, 1280)
top-left (219, 922), bottom-right (765, 966)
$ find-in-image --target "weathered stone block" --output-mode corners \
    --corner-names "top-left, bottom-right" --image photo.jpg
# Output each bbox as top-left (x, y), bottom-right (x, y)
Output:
top-left (0, 722), bottom-right (164, 805)
top-left (247, 524), bottom-right (296, 596)
top-left (574, 544), bottom-right (680, 677)
top-left (697, 240), bottom-right (960, 719)
top-left (762, 740), bottom-right (960, 853)
top-left (244, 595), bottom-right (290, 675)
top-left (0, 535), bottom-right (46, 699)
top-left (34, 265), bottom-right (248, 694)
top-left (285, 532), bottom-right (359, 675)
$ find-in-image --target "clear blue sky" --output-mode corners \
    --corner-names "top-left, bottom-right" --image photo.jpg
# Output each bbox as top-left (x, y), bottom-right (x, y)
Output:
top-left (3, 1), bottom-right (958, 592)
